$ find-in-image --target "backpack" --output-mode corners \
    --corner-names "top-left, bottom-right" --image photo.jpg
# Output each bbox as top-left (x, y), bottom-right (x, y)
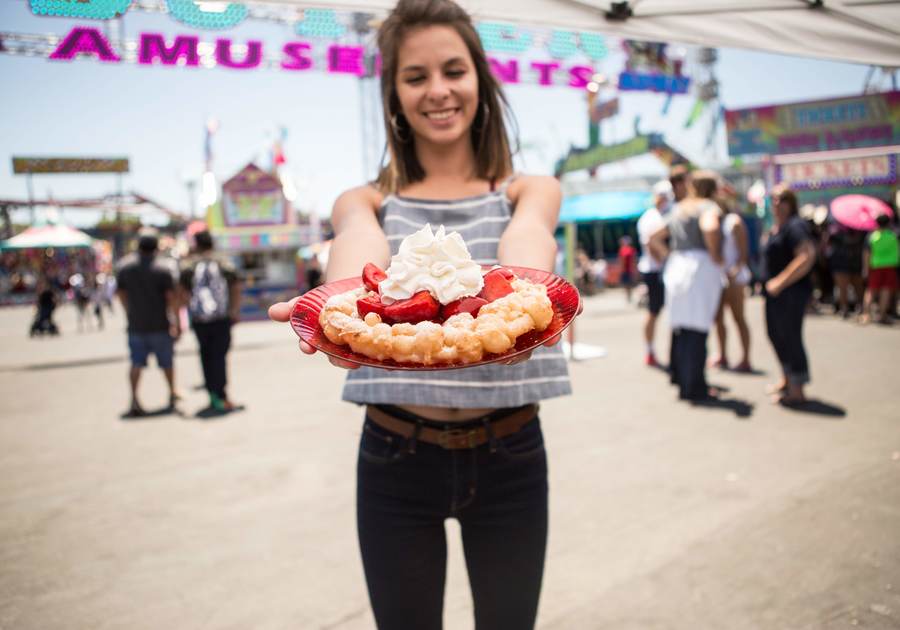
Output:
top-left (189, 259), bottom-right (229, 323)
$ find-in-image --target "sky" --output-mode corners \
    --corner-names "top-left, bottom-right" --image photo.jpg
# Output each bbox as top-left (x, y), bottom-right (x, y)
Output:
top-left (0, 1), bottom-right (879, 227)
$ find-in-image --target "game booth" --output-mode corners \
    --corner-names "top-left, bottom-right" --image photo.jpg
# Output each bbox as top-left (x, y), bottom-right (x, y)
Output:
top-left (205, 163), bottom-right (305, 320)
top-left (725, 91), bottom-right (900, 213)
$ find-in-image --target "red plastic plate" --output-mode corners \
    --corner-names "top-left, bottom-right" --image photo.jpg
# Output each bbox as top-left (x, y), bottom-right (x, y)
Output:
top-left (290, 265), bottom-right (581, 371)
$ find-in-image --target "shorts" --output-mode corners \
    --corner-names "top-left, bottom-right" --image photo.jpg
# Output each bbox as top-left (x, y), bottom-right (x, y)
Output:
top-left (620, 271), bottom-right (633, 286)
top-left (642, 272), bottom-right (665, 315)
top-left (128, 332), bottom-right (174, 369)
top-left (868, 267), bottom-right (898, 291)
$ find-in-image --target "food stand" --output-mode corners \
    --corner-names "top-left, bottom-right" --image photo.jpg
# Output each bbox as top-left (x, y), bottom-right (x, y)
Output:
top-left (205, 163), bottom-right (305, 320)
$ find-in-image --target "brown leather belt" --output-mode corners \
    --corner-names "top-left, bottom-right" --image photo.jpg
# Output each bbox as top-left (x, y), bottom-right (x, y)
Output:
top-left (365, 404), bottom-right (538, 450)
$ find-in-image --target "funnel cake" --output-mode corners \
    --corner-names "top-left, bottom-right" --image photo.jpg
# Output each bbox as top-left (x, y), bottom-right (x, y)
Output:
top-left (318, 276), bottom-right (554, 366)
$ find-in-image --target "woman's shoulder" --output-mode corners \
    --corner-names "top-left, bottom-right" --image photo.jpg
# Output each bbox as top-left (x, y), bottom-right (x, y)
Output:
top-left (333, 184), bottom-right (383, 215)
top-left (506, 174), bottom-right (561, 205)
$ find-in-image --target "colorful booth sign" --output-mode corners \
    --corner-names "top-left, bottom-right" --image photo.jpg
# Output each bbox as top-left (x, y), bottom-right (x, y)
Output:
top-left (725, 91), bottom-right (900, 156)
top-left (775, 154), bottom-right (897, 191)
top-left (220, 163), bottom-right (286, 227)
top-left (555, 133), bottom-right (689, 175)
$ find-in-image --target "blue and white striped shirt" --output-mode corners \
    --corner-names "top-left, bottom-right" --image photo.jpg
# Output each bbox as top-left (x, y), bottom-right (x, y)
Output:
top-left (342, 187), bottom-right (572, 409)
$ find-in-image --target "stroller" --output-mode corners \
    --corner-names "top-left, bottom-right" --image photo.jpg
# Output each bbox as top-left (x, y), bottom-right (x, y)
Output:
top-left (30, 288), bottom-right (59, 337)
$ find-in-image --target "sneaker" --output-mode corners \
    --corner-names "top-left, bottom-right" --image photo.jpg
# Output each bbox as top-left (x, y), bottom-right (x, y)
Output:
top-left (709, 357), bottom-right (729, 369)
top-left (645, 353), bottom-right (659, 367)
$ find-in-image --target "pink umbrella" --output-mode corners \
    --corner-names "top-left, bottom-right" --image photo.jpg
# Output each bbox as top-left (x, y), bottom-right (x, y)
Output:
top-left (830, 194), bottom-right (892, 232)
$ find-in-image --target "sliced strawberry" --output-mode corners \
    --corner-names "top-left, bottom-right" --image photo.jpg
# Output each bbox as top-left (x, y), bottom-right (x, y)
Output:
top-left (478, 268), bottom-right (515, 302)
top-left (357, 294), bottom-right (387, 319)
top-left (491, 266), bottom-right (516, 281)
top-left (383, 291), bottom-right (440, 324)
top-left (440, 296), bottom-right (489, 319)
top-left (362, 263), bottom-right (387, 293)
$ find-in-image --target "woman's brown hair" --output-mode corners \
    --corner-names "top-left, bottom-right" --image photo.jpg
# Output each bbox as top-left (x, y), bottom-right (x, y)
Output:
top-left (374, 0), bottom-right (515, 193)
top-left (688, 170), bottom-right (718, 200)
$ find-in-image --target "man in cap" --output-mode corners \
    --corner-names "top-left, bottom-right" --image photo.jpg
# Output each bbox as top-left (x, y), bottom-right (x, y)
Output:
top-left (115, 229), bottom-right (181, 416)
top-left (636, 179), bottom-right (674, 367)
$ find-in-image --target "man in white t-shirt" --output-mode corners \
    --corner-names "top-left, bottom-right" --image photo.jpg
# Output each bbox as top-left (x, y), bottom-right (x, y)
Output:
top-left (637, 179), bottom-right (675, 366)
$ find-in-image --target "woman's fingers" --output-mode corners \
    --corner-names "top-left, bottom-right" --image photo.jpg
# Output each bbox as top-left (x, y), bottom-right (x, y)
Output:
top-left (268, 296), bottom-right (300, 323)
top-left (329, 356), bottom-right (361, 370)
top-left (544, 333), bottom-right (562, 347)
top-left (298, 339), bottom-right (317, 355)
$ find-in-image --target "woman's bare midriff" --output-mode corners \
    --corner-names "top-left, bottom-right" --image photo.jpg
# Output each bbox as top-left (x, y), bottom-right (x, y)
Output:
top-left (398, 404), bottom-right (497, 422)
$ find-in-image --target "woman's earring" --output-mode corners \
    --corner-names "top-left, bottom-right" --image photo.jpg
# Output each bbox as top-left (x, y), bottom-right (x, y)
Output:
top-left (390, 113), bottom-right (411, 143)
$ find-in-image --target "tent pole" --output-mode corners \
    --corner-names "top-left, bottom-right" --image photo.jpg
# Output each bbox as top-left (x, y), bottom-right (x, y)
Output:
top-left (26, 174), bottom-right (35, 225)
top-left (565, 221), bottom-right (577, 360)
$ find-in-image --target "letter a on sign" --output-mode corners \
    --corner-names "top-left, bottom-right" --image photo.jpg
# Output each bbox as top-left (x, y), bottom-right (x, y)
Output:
top-left (49, 27), bottom-right (121, 62)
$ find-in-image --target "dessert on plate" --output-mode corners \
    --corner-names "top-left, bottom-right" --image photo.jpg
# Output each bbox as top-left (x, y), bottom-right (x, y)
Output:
top-left (318, 224), bottom-right (554, 366)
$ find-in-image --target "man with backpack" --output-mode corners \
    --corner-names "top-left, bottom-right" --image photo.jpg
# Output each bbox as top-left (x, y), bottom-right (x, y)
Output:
top-left (180, 230), bottom-right (242, 413)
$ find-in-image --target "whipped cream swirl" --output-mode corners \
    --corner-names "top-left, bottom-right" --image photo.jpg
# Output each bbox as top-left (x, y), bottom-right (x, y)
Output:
top-left (380, 224), bottom-right (484, 305)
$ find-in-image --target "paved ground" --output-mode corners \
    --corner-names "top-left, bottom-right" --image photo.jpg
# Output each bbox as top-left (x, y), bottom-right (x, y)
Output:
top-left (1, 291), bottom-right (898, 630)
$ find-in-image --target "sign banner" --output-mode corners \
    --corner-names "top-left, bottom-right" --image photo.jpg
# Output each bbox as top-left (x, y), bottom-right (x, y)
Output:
top-left (556, 134), bottom-right (663, 175)
top-left (12, 156), bottom-right (129, 174)
top-left (725, 91), bottom-right (900, 156)
top-left (776, 154), bottom-right (897, 190)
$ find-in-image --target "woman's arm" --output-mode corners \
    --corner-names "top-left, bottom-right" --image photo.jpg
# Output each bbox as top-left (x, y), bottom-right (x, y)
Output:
top-left (765, 240), bottom-right (816, 297)
top-left (498, 176), bottom-right (561, 272)
top-left (323, 185), bottom-right (389, 282)
top-left (734, 217), bottom-right (749, 268)
top-left (700, 206), bottom-right (723, 265)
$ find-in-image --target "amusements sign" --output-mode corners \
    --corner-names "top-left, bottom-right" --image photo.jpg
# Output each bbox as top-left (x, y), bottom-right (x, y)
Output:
top-left (13, 2), bottom-right (615, 90)
top-left (12, 156), bottom-right (129, 174)
top-left (725, 91), bottom-right (900, 156)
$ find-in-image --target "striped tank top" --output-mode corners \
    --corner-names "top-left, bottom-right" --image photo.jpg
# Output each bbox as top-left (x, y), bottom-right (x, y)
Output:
top-left (342, 185), bottom-right (572, 409)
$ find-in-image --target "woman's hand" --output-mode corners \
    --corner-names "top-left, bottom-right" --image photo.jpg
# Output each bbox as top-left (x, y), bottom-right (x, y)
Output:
top-left (765, 279), bottom-right (783, 297)
top-left (268, 296), bottom-right (360, 369)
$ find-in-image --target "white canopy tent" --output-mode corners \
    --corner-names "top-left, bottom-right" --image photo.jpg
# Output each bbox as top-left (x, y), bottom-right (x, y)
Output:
top-left (264, 0), bottom-right (900, 66)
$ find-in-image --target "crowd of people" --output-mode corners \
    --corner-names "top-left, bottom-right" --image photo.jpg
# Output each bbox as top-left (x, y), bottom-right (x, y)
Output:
top-left (631, 167), bottom-right (899, 406)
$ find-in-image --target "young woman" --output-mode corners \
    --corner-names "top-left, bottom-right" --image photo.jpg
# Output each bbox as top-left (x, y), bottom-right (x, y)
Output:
top-left (711, 202), bottom-right (752, 372)
top-left (649, 171), bottom-right (724, 401)
top-left (763, 185), bottom-right (816, 404)
top-left (269, 1), bottom-right (571, 628)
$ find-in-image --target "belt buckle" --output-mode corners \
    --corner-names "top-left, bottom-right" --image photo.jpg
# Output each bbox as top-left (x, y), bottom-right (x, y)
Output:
top-left (438, 428), bottom-right (479, 449)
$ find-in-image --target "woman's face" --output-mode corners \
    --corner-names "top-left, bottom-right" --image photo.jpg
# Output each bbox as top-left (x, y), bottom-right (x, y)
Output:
top-left (394, 25), bottom-right (479, 149)
top-left (772, 194), bottom-right (790, 224)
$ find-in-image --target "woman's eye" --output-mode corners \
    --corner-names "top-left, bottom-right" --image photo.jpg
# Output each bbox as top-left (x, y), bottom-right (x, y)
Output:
top-left (446, 69), bottom-right (465, 78)
top-left (405, 75), bottom-right (425, 84)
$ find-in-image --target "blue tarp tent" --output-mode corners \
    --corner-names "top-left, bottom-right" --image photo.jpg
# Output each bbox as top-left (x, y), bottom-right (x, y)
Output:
top-left (559, 190), bottom-right (651, 223)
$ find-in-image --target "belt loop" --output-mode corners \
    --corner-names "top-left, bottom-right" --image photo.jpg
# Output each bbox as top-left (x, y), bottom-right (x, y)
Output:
top-left (481, 416), bottom-right (498, 453)
top-left (408, 421), bottom-right (422, 454)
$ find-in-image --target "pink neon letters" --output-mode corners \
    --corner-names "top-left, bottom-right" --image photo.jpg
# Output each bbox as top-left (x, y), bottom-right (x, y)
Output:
top-left (48, 26), bottom-right (596, 88)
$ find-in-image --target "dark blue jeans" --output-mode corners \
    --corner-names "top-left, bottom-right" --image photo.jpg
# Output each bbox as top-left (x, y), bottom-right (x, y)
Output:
top-left (192, 318), bottom-right (231, 398)
top-left (765, 287), bottom-right (811, 385)
top-left (356, 411), bottom-right (549, 630)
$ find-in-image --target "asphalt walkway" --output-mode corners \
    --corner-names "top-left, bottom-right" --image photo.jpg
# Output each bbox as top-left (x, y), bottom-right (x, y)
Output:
top-left (1, 292), bottom-right (898, 629)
